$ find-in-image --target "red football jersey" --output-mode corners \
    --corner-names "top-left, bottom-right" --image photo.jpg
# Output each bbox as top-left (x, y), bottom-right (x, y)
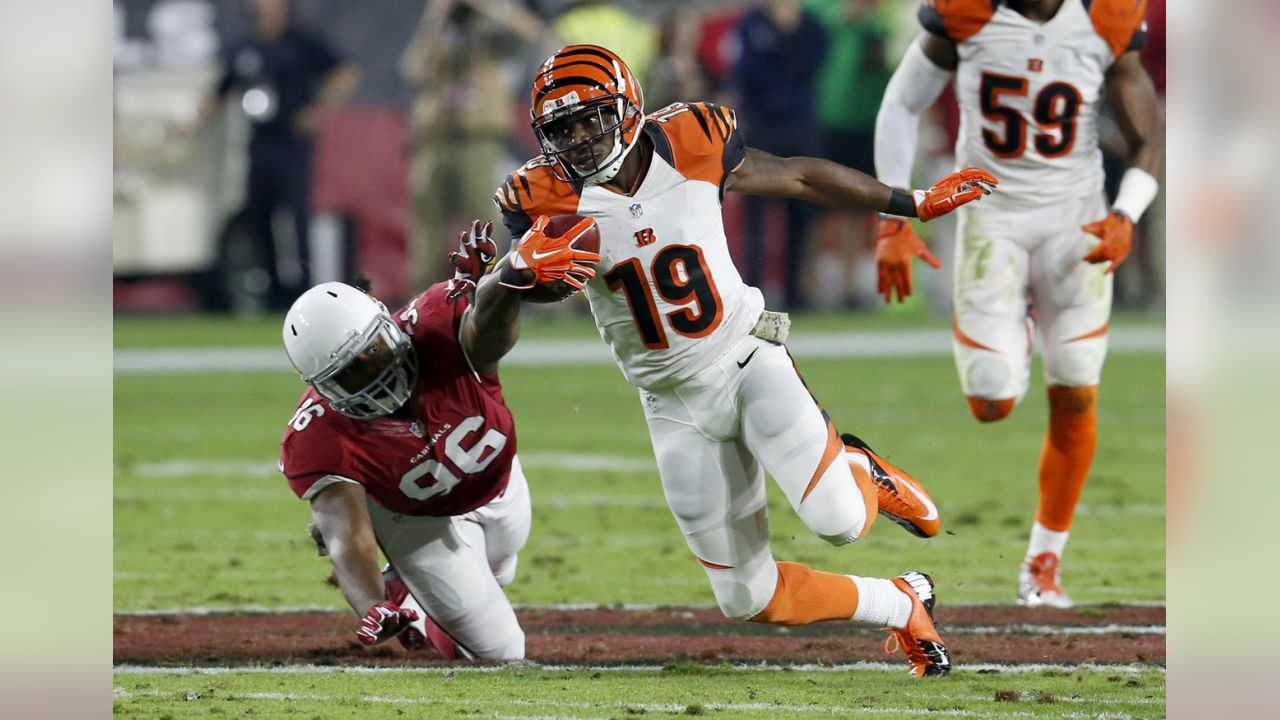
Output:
top-left (280, 283), bottom-right (517, 516)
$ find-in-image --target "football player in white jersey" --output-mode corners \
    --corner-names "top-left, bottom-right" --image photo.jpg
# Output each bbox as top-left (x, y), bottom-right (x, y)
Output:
top-left (490, 44), bottom-right (998, 676)
top-left (873, 0), bottom-right (1162, 607)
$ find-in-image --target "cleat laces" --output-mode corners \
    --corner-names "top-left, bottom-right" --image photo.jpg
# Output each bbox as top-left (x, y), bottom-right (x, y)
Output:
top-left (883, 628), bottom-right (929, 671)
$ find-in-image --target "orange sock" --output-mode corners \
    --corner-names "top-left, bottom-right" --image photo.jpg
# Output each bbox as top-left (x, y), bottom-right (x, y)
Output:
top-left (966, 396), bottom-right (1015, 422)
top-left (1036, 385), bottom-right (1098, 531)
top-left (749, 561), bottom-right (859, 626)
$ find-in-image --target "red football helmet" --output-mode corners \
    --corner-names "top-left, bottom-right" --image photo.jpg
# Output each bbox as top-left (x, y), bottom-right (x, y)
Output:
top-left (529, 44), bottom-right (645, 184)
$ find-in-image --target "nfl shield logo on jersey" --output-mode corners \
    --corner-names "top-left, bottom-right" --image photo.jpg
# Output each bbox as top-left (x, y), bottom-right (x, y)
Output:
top-left (629, 203), bottom-right (643, 218)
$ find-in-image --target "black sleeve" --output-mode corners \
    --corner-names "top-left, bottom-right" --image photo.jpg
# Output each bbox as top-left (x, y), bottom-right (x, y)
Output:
top-left (707, 103), bottom-right (746, 182)
top-left (494, 199), bottom-right (534, 245)
top-left (492, 174), bottom-right (534, 245)
top-left (918, 2), bottom-right (950, 39)
top-left (1126, 20), bottom-right (1149, 52)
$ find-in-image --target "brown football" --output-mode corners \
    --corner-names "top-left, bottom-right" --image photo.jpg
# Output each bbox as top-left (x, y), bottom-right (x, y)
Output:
top-left (522, 214), bottom-right (601, 304)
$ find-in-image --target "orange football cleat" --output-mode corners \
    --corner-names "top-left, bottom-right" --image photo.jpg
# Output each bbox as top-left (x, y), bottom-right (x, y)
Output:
top-left (1018, 552), bottom-right (1074, 608)
top-left (884, 572), bottom-right (952, 677)
top-left (842, 433), bottom-right (940, 538)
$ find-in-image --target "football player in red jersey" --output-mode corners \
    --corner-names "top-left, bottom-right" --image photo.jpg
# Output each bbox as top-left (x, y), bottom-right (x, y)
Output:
top-left (279, 220), bottom-right (596, 659)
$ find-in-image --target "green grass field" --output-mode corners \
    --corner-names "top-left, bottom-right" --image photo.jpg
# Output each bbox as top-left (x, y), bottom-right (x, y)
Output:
top-left (114, 311), bottom-right (1165, 717)
top-left (113, 664), bottom-right (1166, 719)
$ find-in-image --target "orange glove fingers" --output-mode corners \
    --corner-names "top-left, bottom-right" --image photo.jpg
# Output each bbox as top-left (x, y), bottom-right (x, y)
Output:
top-left (916, 167), bottom-right (999, 221)
top-left (918, 245), bottom-right (943, 269)
top-left (958, 166), bottom-right (999, 188)
top-left (1081, 213), bottom-right (1133, 274)
top-left (571, 249), bottom-right (601, 265)
top-left (560, 265), bottom-right (596, 290)
top-left (564, 217), bottom-right (597, 242)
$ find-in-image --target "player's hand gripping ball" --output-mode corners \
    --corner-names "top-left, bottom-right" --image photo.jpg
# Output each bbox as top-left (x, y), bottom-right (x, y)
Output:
top-left (499, 214), bottom-right (602, 303)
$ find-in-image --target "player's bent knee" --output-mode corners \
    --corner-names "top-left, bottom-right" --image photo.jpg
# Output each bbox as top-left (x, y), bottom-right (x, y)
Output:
top-left (1048, 347), bottom-right (1104, 390)
top-left (473, 630), bottom-right (525, 661)
top-left (964, 354), bottom-right (1014, 396)
top-left (798, 498), bottom-right (865, 547)
top-left (705, 572), bottom-right (776, 620)
top-left (818, 531), bottom-right (857, 547)
top-left (966, 395), bottom-right (1015, 422)
top-left (713, 594), bottom-right (760, 621)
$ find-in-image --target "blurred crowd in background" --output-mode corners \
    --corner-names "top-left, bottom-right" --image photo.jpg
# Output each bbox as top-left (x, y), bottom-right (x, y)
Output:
top-left (112, 0), bottom-right (1166, 316)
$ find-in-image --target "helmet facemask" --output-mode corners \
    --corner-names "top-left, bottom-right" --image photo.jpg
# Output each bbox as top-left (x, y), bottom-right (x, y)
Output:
top-left (534, 95), bottom-right (643, 185)
top-left (306, 314), bottom-right (418, 420)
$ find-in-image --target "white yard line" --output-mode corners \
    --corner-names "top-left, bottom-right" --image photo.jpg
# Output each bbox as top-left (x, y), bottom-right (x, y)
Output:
top-left (114, 603), bottom-right (1165, 625)
top-left (949, 624), bottom-right (1164, 635)
top-left (114, 327), bottom-right (1164, 374)
top-left (113, 660), bottom-right (1164, 675)
top-left (119, 452), bottom-right (658, 480)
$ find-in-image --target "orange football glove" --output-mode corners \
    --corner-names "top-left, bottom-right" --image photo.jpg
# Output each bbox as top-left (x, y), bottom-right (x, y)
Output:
top-left (498, 215), bottom-right (601, 291)
top-left (1081, 211), bottom-right (1134, 274)
top-left (915, 167), bottom-right (999, 222)
top-left (876, 217), bottom-right (942, 303)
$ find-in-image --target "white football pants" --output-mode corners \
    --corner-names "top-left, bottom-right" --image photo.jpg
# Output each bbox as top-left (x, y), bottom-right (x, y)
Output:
top-left (366, 456), bottom-right (531, 660)
top-left (641, 334), bottom-right (871, 620)
top-left (952, 192), bottom-right (1113, 402)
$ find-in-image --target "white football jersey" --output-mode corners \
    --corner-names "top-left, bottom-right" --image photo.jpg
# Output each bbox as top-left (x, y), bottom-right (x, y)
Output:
top-left (496, 102), bottom-right (764, 389)
top-left (920, 0), bottom-right (1148, 209)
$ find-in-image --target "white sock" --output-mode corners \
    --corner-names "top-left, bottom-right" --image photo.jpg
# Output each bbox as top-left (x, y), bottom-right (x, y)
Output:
top-left (1026, 521), bottom-right (1069, 560)
top-left (850, 575), bottom-right (913, 629)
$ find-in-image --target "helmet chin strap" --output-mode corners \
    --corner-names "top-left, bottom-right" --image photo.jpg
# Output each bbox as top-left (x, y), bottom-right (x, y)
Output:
top-left (581, 115), bottom-right (645, 186)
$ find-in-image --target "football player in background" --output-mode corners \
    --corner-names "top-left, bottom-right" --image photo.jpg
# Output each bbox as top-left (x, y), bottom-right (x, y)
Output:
top-left (492, 44), bottom-right (998, 676)
top-left (873, 0), bottom-right (1162, 607)
top-left (278, 220), bottom-right (597, 659)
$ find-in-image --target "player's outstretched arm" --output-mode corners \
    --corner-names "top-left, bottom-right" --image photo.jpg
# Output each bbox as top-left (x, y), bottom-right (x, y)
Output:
top-left (1083, 51), bottom-right (1164, 273)
top-left (726, 147), bottom-right (997, 221)
top-left (461, 216), bottom-right (601, 374)
top-left (454, 218), bottom-right (523, 376)
top-left (461, 268), bottom-right (526, 376)
top-left (310, 482), bottom-right (417, 645)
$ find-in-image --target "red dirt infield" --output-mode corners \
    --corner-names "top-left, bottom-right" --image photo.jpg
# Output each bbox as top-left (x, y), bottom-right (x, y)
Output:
top-left (114, 605), bottom-right (1164, 667)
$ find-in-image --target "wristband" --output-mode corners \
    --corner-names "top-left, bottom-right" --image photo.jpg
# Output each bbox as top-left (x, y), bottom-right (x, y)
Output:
top-left (1112, 168), bottom-right (1159, 222)
top-left (886, 188), bottom-right (918, 218)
